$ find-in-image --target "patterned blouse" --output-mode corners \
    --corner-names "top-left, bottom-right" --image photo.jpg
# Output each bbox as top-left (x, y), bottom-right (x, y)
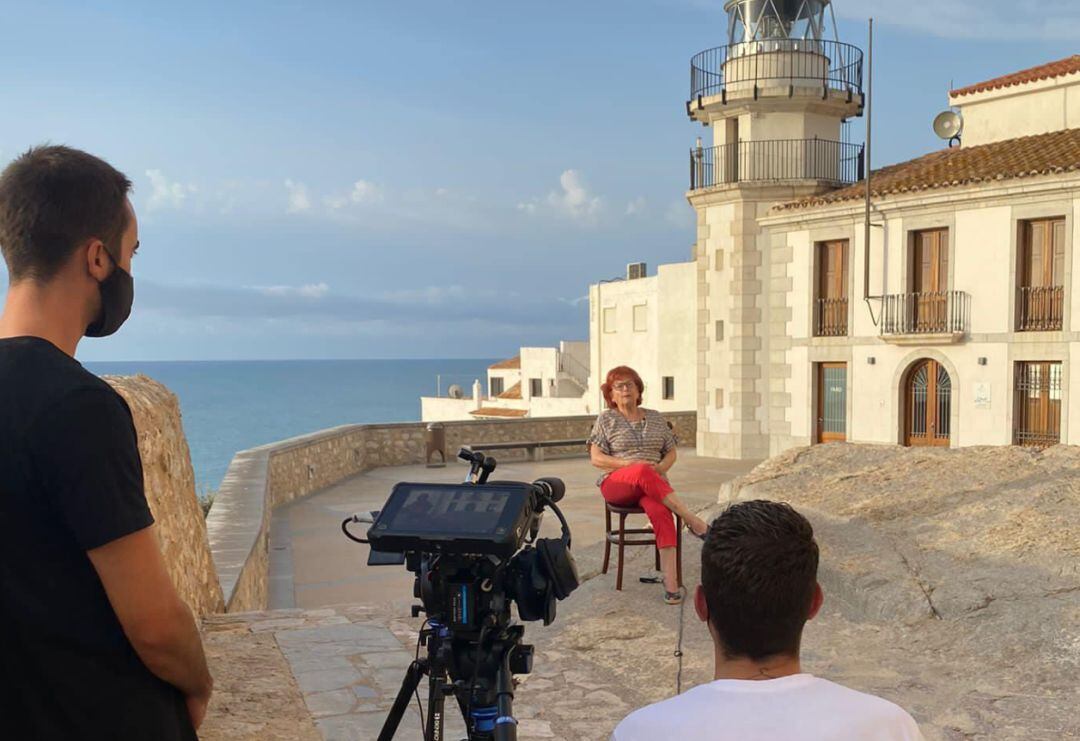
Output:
top-left (587, 408), bottom-right (677, 485)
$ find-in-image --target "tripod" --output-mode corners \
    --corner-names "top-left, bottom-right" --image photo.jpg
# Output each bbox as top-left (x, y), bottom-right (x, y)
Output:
top-left (378, 620), bottom-right (531, 741)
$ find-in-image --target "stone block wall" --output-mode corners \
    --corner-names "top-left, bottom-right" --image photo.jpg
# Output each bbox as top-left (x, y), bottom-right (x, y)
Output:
top-left (106, 376), bottom-right (225, 616)
top-left (210, 412), bottom-right (696, 612)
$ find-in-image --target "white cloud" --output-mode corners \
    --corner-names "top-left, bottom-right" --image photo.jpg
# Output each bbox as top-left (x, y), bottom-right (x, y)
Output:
top-left (284, 179), bottom-right (311, 213)
top-left (254, 282), bottom-right (329, 299)
top-left (547, 169), bottom-right (601, 219)
top-left (836, 0), bottom-right (1080, 40)
top-left (516, 201), bottom-right (537, 214)
top-left (350, 179), bottom-right (383, 203)
top-left (145, 169), bottom-right (197, 211)
top-left (626, 196), bottom-right (647, 216)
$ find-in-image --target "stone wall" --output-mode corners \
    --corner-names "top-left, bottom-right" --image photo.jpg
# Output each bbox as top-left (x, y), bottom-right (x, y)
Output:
top-left (209, 412), bottom-right (696, 612)
top-left (106, 376), bottom-right (225, 616)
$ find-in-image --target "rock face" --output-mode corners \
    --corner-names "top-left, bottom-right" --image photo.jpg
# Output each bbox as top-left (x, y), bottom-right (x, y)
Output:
top-left (723, 443), bottom-right (1080, 740)
top-left (106, 375), bottom-right (224, 616)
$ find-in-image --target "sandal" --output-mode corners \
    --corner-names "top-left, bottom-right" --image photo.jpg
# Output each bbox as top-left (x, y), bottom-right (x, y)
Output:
top-left (664, 590), bottom-right (684, 605)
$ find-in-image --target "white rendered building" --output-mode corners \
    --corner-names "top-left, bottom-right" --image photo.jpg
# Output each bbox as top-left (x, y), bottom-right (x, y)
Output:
top-left (683, 0), bottom-right (1080, 457)
top-left (588, 262), bottom-right (698, 414)
top-left (420, 341), bottom-right (591, 421)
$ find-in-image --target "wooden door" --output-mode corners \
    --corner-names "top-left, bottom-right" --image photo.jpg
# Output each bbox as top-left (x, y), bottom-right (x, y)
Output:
top-left (1018, 219), bottom-right (1065, 330)
top-left (905, 360), bottom-right (951, 447)
top-left (816, 363), bottom-right (847, 443)
top-left (1014, 361), bottom-right (1062, 446)
top-left (912, 229), bottom-right (949, 332)
top-left (816, 241), bottom-right (848, 336)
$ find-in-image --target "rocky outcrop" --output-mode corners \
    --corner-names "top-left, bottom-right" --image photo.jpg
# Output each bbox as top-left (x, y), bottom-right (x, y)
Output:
top-left (718, 443), bottom-right (1080, 739)
top-left (106, 375), bottom-right (225, 616)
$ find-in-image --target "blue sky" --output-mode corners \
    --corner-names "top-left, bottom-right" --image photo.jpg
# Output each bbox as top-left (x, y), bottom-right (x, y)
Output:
top-left (0, 0), bottom-right (1076, 361)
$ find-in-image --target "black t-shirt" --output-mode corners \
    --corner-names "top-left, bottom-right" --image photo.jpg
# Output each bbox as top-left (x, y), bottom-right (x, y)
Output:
top-left (0, 337), bottom-right (196, 741)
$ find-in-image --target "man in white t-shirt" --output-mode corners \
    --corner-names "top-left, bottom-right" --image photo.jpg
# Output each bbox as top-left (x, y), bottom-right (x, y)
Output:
top-left (612, 500), bottom-right (924, 741)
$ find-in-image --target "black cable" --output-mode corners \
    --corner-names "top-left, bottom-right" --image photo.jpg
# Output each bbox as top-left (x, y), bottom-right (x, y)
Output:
top-left (675, 585), bottom-right (687, 695)
top-left (340, 517), bottom-right (368, 544)
top-left (414, 620), bottom-right (428, 738)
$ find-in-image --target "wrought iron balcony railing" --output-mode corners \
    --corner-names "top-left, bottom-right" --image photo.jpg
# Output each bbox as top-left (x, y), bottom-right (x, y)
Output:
top-left (814, 297), bottom-right (848, 337)
top-left (1016, 286), bottom-right (1064, 332)
top-left (881, 291), bottom-right (969, 336)
top-left (689, 39), bottom-right (864, 104)
top-left (689, 139), bottom-right (863, 190)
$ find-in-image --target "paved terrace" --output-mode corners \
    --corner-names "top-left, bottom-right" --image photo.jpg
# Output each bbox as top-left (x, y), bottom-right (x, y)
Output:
top-left (200, 449), bottom-right (757, 741)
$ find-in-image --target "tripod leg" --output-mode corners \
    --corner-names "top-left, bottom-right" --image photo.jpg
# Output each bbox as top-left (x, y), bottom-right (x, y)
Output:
top-left (426, 670), bottom-right (446, 741)
top-left (493, 654), bottom-right (518, 741)
top-left (378, 660), bottom-right (427, 741)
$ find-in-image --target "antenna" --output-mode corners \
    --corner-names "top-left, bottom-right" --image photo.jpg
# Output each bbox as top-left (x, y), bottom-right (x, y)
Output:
top-left (447, 384), bottom-right (464, 399)
top-left (932, 110), bottom-right (964, 147)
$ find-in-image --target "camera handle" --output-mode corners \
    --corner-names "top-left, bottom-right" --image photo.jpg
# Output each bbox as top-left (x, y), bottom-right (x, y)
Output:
top-left (458, 448), bottom-right (497, 484)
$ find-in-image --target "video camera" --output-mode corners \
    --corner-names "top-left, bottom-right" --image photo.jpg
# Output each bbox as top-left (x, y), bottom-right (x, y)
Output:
top-left (341, 448), bottom-right (579, 741)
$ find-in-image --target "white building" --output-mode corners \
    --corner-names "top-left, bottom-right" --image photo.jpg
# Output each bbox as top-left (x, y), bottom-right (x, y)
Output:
top-left (420, 341), bottom-right (592, 421)
top-left (681, 0), bottom-right (1080, 457)
top-left (588, 261), bottom-right (698, 413)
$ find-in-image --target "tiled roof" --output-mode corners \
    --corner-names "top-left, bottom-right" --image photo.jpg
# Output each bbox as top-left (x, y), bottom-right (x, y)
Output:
top-left (777, 128), bottom-right (1080, 212)
top-left (489, 355), bottom-right (521, 370)
top-left (498, 382), bottom-right (522, 400)
top-left (951, 55), bottom-right (1080, 98)
top-left (469, 407), bottom-right (528, 418)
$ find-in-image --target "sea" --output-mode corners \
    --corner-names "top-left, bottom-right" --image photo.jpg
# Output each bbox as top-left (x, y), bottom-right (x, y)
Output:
top-left (84, 359), bottom-right (494, 496)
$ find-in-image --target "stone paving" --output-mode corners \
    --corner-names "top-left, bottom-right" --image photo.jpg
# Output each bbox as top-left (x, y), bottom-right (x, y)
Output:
top-left (201, 450), bottom-right (755, 741)
top-left (267, 449), bottom-right (755, 610)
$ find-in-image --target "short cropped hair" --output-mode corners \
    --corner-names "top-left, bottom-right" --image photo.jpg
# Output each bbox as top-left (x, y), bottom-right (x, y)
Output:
top-left (601, 366), bottom-right (644, 408)
top-left (0, 145), bottom-right (132, 281)
top-left (701, 500), bottom-right (819, 660)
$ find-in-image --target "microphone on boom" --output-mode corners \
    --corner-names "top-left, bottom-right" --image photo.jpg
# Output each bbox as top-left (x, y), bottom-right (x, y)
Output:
top-left (532, 477), bottom-right (565, 503)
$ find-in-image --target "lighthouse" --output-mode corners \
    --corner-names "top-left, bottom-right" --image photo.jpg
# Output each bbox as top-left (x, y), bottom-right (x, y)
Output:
top-left (687, 0), bottom-right (865, 459)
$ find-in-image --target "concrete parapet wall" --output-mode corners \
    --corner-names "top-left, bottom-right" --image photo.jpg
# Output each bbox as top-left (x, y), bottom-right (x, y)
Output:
top-left (106, 376), bottom-right (225, 616)
top-left (208, 412), bottom-right (696, 612)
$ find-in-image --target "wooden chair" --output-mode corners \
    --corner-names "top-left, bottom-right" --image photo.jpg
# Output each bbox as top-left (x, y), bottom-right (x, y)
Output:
top-left (602, 502), bottom-right (683, 591)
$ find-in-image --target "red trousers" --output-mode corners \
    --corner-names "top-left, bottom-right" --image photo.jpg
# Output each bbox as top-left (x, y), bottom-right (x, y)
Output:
top-left (600, 463), bottom-right (678, 549)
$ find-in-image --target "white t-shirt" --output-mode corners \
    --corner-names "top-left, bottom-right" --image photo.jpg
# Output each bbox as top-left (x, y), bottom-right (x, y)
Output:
top-left (612, 674), bottom-right (924, 741)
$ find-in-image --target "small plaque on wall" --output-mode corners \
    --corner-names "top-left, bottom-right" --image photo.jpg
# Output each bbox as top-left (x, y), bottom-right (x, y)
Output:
top-left (974, 382), bottom-right (991, 410)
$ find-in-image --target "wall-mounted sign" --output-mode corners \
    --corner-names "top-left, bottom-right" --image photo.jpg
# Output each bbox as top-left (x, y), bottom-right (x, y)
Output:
top-left (974, 382), bottom-right (992, 410)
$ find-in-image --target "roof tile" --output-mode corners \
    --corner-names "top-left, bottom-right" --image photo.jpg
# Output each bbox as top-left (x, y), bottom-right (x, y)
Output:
top-left (489, 355), bottom-right (521, 370)
top-left (951, 55), bottom-right (1080, 98)
top-left (777, 128), bottom-right (1080, 212)
top-left (469, 407), bottom-right (528, 418)
top-left (497, 382), bottom-right (522, 400)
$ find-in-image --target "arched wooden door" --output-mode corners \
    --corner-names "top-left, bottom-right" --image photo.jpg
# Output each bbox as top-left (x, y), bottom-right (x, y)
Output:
top-left (905, 360), bottom-right (951, 447)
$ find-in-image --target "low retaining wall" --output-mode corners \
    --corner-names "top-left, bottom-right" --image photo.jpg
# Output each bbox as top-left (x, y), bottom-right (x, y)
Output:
top-left (206, 412), bottom-right (696, 612)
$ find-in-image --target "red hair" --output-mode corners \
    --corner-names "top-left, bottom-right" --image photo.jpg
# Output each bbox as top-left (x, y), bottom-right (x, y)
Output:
top-left (601, 366), bottom-right (644, 408)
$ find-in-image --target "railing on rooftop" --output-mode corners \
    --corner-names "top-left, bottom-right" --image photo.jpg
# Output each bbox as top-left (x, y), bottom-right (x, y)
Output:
top-left (689, 139), bottom-right (863, 190)
top-left (689, 40), bottom-right (864, 104)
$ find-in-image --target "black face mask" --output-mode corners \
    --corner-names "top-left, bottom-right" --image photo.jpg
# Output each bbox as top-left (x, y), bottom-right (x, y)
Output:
top-left (85, 249), bottom-right (135, 338)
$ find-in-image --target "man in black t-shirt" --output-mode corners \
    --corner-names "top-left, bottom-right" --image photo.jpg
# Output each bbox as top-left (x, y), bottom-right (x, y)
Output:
top-left (0, 146), bottom-right (213, 740)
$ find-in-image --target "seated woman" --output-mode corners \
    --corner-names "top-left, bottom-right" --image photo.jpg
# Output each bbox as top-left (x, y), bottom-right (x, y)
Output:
top-left (587, 365), bottom-right (708, 605)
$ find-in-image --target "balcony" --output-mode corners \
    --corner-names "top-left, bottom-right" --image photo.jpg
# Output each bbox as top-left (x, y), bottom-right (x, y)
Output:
top-left (688, 40), bottom-right (863, 115)
top-left (690, 139), bottom-right (863, 191)
top-left (1017, 286), bottom-right (1064, 332)
top-left (880, 291), bottom-right (970, 344)
top-left (814, 297), bottom-right (848, 337)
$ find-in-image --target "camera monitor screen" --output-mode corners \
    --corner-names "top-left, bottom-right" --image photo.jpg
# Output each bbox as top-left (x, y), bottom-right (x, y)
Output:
top-left (369, 482), bottom-right (534, 557)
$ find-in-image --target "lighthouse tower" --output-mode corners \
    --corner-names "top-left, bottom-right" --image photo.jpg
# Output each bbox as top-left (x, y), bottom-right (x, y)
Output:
top-left (687, 0), bottom-right (864, 459)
